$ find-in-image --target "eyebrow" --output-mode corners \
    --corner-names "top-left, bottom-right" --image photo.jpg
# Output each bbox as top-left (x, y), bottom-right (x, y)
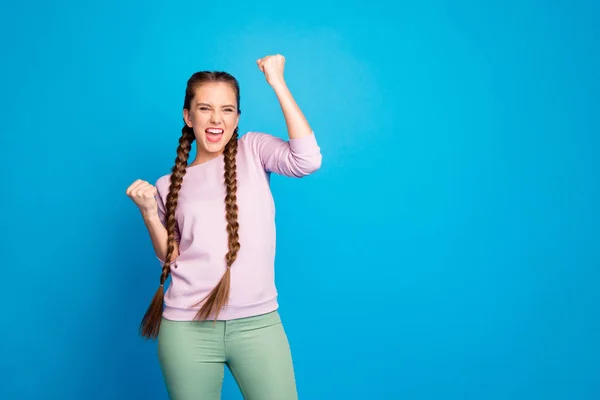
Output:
top-left (196, 102), bottom-right (236, 108)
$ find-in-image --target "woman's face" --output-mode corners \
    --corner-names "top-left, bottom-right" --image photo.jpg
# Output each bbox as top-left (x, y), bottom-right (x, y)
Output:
top-left (183, 81), bottom-right (240, 161)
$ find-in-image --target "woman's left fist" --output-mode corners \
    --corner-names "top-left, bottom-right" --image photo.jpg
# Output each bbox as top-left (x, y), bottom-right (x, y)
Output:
top-left (256, 54), bottom-right (286, 87)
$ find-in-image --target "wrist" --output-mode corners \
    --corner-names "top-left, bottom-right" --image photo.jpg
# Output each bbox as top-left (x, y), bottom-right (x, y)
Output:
top-left (269, 79), bottom-right (287, 91)
top-left (140, 208), bottom-right (159, 220)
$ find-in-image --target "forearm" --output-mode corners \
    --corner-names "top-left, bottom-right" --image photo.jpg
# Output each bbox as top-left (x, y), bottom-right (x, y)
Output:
top-left (271, 80), bottom-right (313, 140)
top-left (141, 210), bottom-right (179, 263)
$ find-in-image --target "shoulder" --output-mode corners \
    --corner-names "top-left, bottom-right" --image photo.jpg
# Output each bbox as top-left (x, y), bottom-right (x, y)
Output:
top-left (239, 131), bottom-right (274, 154)
top-left (239, 130), bottom-right (286, 151)
top-left (239, 131), bottom-right (273, 144)
top-left (155, 173), bottom-right (172, 196)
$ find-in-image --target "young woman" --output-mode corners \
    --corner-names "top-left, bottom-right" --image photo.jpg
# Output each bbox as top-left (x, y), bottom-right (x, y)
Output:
top-left (125, 54), bottom-right (322, 399)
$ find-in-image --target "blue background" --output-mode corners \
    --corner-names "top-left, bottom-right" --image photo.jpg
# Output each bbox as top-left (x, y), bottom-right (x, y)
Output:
top-left (1, 0), bottom-right (598, 399)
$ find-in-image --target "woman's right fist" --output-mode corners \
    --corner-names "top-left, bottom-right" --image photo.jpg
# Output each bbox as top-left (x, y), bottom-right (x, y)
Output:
top-left (126, 179), bottom-right (158, 215)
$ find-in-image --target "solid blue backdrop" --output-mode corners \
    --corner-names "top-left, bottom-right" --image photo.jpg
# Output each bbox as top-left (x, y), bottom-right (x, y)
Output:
top-left (1, 0), bottom-right (598, 399)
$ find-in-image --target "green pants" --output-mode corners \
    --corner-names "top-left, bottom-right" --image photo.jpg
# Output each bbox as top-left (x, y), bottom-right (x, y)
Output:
top-left (157, 310), bottom-right (298, 400)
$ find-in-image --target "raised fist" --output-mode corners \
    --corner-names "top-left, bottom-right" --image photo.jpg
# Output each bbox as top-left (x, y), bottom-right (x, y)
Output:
top-left (126, 179), bottom-right (158, 215)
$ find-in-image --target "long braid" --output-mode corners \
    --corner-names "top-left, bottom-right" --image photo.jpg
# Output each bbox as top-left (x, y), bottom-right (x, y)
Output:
top-left (139, 126), bottom-right (195, 339)
top-left (195, 128), bottom-right (241, 321)
top-left (223, 128), bottom-right (241, 267)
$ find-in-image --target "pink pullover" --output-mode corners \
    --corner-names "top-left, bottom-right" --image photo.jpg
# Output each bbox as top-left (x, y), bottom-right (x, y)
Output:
top-left (154, 131), bottom-right (322, 321)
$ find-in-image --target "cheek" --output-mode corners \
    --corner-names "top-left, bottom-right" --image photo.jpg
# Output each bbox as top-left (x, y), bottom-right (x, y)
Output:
top-left (196, 113), bottom-right (210, 123)
top-left (226, 115), bottom-right (239, 126)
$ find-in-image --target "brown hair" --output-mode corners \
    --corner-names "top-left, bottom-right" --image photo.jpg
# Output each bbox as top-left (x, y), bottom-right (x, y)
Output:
top-left (140, 71), bottom-right (242, 339)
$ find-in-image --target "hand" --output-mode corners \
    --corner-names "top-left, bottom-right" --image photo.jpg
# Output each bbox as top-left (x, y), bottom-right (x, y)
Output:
top-left (256, 54), bottom-right (286, 87)
top-left (126, 179), bottom-right (158, 216)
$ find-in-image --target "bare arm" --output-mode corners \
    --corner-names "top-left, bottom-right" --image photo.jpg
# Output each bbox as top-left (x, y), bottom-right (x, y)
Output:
top-left (127, 178), bottom-right (180, 264)
top-left (252, 54), bottom-right (322, 177)
top-left (141, 209), bottom-right (179, 264)
top-left (257, 54), bottom-right (314, 140)
top-left (271, 81), bottom-right (313, 140)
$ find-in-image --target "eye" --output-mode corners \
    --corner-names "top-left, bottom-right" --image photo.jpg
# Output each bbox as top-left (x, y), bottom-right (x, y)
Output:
top-left (199, 107), bottom-right (210, 111)
top-left (224, 108), bottom-right (234, 112)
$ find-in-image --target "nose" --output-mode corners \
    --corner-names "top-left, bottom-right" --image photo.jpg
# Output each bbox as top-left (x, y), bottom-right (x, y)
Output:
top-left (210, 111), bottom-right (222, 124)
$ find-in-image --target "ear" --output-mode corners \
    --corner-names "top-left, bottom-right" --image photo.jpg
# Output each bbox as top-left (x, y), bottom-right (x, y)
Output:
top-left (183, 109), bottom-right (193, 128)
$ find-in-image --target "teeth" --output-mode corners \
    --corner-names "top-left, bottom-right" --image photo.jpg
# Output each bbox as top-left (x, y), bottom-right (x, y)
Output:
top-left (207, 129), bottom-right (223, 134)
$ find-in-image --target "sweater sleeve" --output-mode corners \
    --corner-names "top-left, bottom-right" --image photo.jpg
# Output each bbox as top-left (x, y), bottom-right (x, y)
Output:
top-left (155, 176), bottom-right (181, 244)
top-left (244, 131), bottom-right (322, 177)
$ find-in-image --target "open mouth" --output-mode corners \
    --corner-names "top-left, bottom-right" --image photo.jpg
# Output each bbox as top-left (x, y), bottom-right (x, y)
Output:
top-left (205, 128), bottom-right (224, 143)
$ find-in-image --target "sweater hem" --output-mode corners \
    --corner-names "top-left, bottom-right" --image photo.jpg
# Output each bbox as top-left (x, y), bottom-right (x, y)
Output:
top-left (162, 297), bottom-right (279, 321)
